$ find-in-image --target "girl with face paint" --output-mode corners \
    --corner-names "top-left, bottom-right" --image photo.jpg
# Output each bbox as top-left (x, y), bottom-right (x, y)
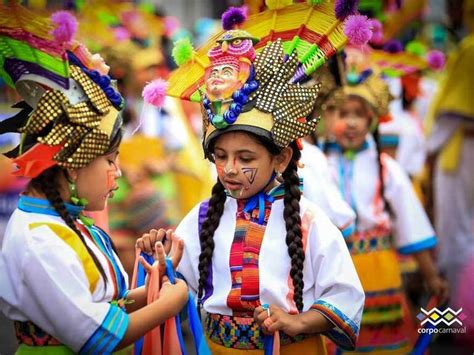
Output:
top-left (325, 73), bottom-right (448, 354)
top-left (137, 4), bottom-right (366, 353)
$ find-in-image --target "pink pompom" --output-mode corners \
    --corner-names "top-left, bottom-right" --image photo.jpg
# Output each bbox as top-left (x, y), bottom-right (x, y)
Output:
top-left (427, 50), bottom-right (445, 70)
top-left (142, 79), bottom-right (168, 108)
top-left (164, 16), bottom-right (180, 37)
top-left (369, 19), bottom-right (384, 44)
top-left (50, 11), bottom-right (78, 44)
top-left (344, 15), bottom-right (373, 46)
top-left (114, 27), bottom-right (130, 42)
top-left (222, 7), bottom-right (247, 31)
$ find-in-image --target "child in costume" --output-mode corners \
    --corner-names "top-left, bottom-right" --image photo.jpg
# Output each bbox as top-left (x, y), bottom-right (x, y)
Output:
top-left (137, 2), bottom-right (365, 354)
top-left (325, 71), bottom-right (448, 353)
top-left (0, 5), bottom-right (188, 353)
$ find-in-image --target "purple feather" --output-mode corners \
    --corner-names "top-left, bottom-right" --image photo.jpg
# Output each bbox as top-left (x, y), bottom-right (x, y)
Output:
top-left (335, 0), bottom-right (359, 20)
top-left (427, 50), bottom-right (445, 70)
top-left (383, 39), bottom-right (403, 53)
top-left (50, 11), bottom-right (78, 44)
top-left (222, 7), bottom-right (247, 31)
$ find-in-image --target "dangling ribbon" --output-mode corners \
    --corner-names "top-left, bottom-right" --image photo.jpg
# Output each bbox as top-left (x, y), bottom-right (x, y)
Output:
top-left (243, 191), bottom-right (275, 225)
top-left (262, 304), bottom-right (280, 355)
top-left (131, 248), bottom-right (211, 355)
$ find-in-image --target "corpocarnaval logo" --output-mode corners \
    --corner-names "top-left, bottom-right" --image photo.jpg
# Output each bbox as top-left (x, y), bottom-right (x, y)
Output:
top-left (417, 307), bottom-right (466, 327)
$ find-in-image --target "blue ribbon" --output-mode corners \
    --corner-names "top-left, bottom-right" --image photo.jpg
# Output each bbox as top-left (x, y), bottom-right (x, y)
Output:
top-left (243, 191), bottom-right (275, 225)
top-left (134, 253), bottom-right (210, 355)
top-left (262, 304), bottom-right (275, 355)
top-left (242, 172), bottom-right (277, 225)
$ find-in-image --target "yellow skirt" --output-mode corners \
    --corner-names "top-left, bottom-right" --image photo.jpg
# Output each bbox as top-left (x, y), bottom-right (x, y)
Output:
top-left (206, 334), bottom-right (326, 355)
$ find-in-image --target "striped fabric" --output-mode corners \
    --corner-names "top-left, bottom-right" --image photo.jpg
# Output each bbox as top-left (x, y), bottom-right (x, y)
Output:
top-left (80, 305), bottom-right (129, 354)
top-left (311, 300), bottom-right (359, 351)
top-left (227, 200), bottom-right (271, 316)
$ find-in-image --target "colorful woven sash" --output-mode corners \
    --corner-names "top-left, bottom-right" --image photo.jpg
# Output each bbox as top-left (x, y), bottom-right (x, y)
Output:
top-left (205, 313), bottom-right (307, 351)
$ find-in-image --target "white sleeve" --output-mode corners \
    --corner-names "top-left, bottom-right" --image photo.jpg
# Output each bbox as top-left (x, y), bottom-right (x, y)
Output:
top-left (16, 224), bottom-right (128, 353)
top-left (383, 155), bottom-right (437, 254)
top-left (306, 207), bottom-right (364, 350)
top-left (175, 202), bottom-right (204, 295)
top-left (300, 147), bottom-right (356, 235)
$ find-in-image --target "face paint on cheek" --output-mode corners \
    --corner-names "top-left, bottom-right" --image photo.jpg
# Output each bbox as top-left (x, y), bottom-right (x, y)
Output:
top-left (106, 169), bottom-right (116, 190)
top-left (241, 167), bottom-right (258, 185)
top-left (216, 163), bottom-right (225, 179)
top-left (334, 120), bottom-right (347, 137)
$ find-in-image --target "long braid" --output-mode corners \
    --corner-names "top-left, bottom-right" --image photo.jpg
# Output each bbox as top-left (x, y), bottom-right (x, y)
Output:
top-left (372, 126), bottom-right (393, 216)
top-left (30, 167), bottom-right (108, 286)
top-left (196, 179), bottom-right (226, 314)
top-left (282, 144), bottom-right (305, 312)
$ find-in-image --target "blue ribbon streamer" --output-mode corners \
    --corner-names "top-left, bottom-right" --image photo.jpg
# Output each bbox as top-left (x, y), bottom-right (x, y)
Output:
top-left (134, 253), bottom-right (210, 355)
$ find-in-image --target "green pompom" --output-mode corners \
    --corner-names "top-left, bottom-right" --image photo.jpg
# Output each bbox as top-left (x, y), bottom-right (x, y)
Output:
top-left (306, 0), bottom-right (325, 5)
top-left (172, 37), bottom-right (194, 66)
top-left (406, 41), bottom-right (427, 57)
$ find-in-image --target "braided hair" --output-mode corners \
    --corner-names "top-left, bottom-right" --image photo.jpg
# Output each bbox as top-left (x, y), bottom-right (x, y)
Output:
top-left (29, 166), bottom-right (108, 285)
top-left (372, 125), bottom-right (393, 216)
top-left (196, 179), bottom-right (227, 315)
top-left (26, 128), bottom-right (123, 288)
top-left (198, 134), bottom-right (305, 313)
top-left (282, 143), bottom-right (305, 312)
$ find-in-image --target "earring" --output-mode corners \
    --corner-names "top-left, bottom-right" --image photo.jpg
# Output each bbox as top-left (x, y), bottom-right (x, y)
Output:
top-left (275, 170), bottom-right (282, 178)
top-left (68, 180), bottom-right (88, 207)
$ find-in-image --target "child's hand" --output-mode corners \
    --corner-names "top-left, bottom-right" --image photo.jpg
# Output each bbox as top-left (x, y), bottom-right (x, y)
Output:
top-left (136, 229), bottom-right (185, 272)
top-left (427, 275), bottom-right (449, 304)
top-left (254, 305), bottom-right (303, 337)
top-left (159, 276), bottom-right (189, 315)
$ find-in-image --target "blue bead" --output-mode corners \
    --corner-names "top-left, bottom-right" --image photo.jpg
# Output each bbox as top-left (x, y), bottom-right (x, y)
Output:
top-left (232, 90), bottom-right (241, 100)
top-left (230, 103), bottom-right (242, 115)
top-left (249, 81), bottom-right (259, 91)
top-left (99, 75), bottom-right (111, 87)
top-left (242, 83), bottom-right (251, 95)
top-left (224, 110), bottom-right (236, 123)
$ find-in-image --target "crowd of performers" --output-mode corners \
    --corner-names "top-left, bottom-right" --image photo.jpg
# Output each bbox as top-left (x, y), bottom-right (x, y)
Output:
top-left (0, 0), bottom-right (473, 354)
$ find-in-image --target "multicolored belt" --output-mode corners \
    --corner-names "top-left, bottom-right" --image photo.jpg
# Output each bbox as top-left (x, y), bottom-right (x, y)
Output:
top-left (205, 313), bottom-right (308, 350)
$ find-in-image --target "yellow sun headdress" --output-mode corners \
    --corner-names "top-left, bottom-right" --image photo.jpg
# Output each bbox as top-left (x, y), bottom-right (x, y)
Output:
top-left (143, 0), bottom-right (372, 156)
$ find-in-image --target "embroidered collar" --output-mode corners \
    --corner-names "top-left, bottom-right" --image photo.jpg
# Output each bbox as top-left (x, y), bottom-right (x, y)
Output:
top-left (18, 195), bottom-right (84, 219)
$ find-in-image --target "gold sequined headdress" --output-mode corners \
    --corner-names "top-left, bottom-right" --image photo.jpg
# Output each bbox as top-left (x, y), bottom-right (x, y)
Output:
top-left (0, 3), bottom-right (124, 178)
top-left (163, 0), bottom-right (361, 155)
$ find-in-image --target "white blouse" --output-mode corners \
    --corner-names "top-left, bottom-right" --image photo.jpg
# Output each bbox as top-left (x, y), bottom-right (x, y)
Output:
top-left (0, 197), bottom-right (129, 353)
top-left (176, 196), bottom-right (364, 349)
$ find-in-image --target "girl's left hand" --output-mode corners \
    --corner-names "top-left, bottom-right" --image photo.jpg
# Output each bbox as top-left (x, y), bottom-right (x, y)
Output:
top-left (426, 275), bottom-right (449, 305)
top-left (254, 305), bottom-right (302, 337)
